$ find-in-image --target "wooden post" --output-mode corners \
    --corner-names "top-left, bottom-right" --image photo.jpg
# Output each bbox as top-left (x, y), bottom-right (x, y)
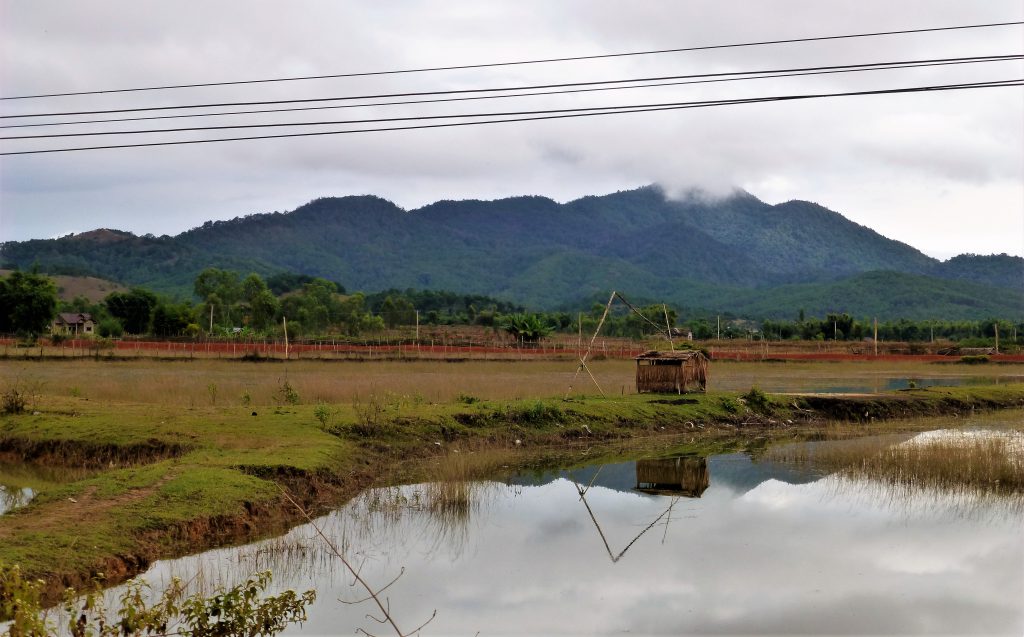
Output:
top-left (415, 310), bottom-right (420, 342)
top-left (994, 323), bottom-right (999, 354)
top-left (283, 316), bottom-right (289, 360)
top-left (663, 304), bottom-right (674, 351)
top-left (717, 315), bottom-right (720, 341)
top-left (578, 312), bottom-right (583, 357)
top-left (873, 318), bottom-right (878, 356)
top-left (209, 305), bottom-right (214, 334)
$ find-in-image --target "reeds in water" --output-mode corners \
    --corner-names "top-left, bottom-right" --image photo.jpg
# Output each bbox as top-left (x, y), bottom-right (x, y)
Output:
top-left (768, 429), bottom-right (1024, 497)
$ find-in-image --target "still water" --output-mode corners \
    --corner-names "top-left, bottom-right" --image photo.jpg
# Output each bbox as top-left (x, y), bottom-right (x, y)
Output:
top-left (0, 485), bottom-right (34, 516)
top-left (121, 414), bottom-right (1023, 636)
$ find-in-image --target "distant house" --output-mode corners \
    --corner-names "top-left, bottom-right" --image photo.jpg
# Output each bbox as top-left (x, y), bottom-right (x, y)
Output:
top-left (52, 312), bottom-right (96, 336)
top-left (635, 349), bottom-right (709, 394)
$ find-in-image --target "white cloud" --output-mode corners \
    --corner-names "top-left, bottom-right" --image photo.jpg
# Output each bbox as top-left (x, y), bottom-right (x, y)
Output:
top-left (1, 0), bottom-right (1022, 259)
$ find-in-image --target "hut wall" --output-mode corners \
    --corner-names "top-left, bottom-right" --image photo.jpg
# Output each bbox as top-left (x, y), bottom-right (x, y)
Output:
top-left (636, 363), bottom-right (682, 393)
top-left (636, 357), bottom-right (707, 393)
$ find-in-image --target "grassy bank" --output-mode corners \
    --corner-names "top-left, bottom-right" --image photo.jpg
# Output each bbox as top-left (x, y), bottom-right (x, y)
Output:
top-left (1, 377), bottom-right (1023, 605)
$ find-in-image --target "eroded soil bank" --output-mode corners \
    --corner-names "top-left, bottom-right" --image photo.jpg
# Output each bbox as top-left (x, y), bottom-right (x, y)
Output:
top-left (2, 383), bottom-right (1023, 608)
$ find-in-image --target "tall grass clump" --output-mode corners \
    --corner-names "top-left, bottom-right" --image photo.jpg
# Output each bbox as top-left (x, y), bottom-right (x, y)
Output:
top-left (768, 430), bottom-right (1024, 497)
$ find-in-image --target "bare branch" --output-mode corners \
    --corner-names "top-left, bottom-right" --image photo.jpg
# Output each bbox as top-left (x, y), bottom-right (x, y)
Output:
top-left (277, 483), bottom-right (413, 636)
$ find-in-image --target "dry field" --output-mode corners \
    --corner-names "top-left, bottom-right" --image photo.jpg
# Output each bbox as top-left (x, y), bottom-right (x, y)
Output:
top-left (3, 358), bottom-right (1024, 408)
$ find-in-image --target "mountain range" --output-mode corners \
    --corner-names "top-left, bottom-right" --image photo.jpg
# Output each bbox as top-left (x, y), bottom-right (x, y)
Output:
top-left (2, 185), bottom-right (1021, 319)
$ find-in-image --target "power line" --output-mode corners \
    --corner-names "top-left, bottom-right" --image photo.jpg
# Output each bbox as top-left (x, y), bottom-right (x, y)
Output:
top-left (2, 20), bottom-right (1021, 101)
top-left (4, 54), bottom-right (1019, 120)
top-left (3, 55), bottom-right (1016, 130)
top-left (5, 76), bottom-right (1021, 141)
top-left (3, 80), bottom-right (1018, 156)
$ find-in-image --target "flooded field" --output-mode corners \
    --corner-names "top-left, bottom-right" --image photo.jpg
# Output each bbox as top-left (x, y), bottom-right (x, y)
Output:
top-left (98, 410), bottom-right (1023, 636)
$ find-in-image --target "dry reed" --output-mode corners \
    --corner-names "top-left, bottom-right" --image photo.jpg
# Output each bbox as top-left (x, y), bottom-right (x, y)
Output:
top-left (768, 429), bottom-right (1024, 497)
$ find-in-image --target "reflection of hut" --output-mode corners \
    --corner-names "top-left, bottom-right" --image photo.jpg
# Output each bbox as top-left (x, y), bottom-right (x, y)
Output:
top-left (635, 457), bottom-right (709, 497)
top-left (635, 350), bottom-right (708, 394)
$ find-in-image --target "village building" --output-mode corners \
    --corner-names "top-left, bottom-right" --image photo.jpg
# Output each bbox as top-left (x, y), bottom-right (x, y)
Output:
top-left (52, 312), bottom-right (96, 336)
top-left (634, 349), bottom-right (709, 394)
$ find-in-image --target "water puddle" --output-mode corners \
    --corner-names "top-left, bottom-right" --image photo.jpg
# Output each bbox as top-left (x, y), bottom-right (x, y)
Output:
top-left (0, 485), bottom-right (35, 516)
top-left (0, 460), bottom-right (95, 516)
top-left (714, 373), bottom-right (1024, 394)
top-left (97, 411), bottom-right (1024, 635)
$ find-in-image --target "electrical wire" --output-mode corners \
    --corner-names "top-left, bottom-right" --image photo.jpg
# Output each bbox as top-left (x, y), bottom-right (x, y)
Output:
top-left (2, 20), bottom-right (1020, 100)
top-left (4, 54), bottom-right (1019, 120)
top-left (3, 79), bottom-right (1018, 156)
top-left (3, 54), bottom-right (1016, 130)
top-left (6, 75), bottom-right (1022, 141)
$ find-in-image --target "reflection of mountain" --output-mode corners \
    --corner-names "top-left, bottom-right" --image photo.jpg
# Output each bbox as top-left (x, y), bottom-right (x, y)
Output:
top-left (709, 454), bottom-right (822, 495)
top-left (510, 452), bottom-right (822, 496)
top-left (511, 460), bottom-right (644, 493)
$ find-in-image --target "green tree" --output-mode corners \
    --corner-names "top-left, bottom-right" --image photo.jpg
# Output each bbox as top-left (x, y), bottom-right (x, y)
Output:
top-left (241, 273), bottom-right (280, 330)
top-left (152, 301), bottom-right (194, 337)
top-left (194, 268), bottom-right (242, 327)
top-left (105, 288), bottom-right (158, 334)
top-left (0, 270), bottom-right (58, 335)
top-left (380, 295), bottom-right (416, 328)
top-left (501, 313), bottom-right (552, 343)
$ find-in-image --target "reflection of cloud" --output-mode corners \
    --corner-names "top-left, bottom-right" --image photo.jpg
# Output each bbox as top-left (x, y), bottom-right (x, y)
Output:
top-left (101, 454), bottom-right (1024, 636)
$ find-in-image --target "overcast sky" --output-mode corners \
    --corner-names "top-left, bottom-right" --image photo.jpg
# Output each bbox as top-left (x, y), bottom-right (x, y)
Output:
top-left (1, 1), bottom-right (1022, 259)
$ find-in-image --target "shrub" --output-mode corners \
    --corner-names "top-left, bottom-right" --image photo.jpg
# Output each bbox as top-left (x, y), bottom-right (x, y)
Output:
top-left (314, 402), bottom-right (332, 429)
top-left (277, 379), bottom-right (300, 405)
top-left (457, 393), bottom-right (479, 405)
top-left (1, 378), bottom-right (40, 415)
top-left (960, 355), bottom-right (990, 365)
top-left (97, 317), bottom-right (124, 338)
top-left (741, 387), bottom-right (773, 413)
top-left (719, 397), bottom-right (739, 413)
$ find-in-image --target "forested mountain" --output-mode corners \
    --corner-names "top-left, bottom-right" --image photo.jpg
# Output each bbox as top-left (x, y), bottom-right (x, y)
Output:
top-left (2, 186), bottom-right (1020, 318)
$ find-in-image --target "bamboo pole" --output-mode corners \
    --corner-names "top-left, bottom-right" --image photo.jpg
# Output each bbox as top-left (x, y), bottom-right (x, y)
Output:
top-left (663, 304), bottom-right (674, 351)
top-left (566, 291), bottom-right (615, 398)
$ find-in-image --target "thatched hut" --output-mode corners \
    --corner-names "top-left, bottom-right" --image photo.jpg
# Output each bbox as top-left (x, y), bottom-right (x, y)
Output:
top-left (635, 350), bottom-right (708, 394)
top-left (635, 457), bottom-right (709, 497)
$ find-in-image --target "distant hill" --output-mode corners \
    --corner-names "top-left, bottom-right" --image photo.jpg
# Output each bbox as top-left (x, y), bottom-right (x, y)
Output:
top-left (1, 186), bottom-right (1020, 319)
top-left (0, 269), bottom-right (126, 303)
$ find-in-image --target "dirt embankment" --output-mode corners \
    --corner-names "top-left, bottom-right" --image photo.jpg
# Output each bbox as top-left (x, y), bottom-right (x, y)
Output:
top-left (0, 437), bottom-right (189, 469)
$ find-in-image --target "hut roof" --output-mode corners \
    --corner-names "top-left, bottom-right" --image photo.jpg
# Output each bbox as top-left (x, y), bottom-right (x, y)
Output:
top-left (635, 349), bottom-right (705, 361)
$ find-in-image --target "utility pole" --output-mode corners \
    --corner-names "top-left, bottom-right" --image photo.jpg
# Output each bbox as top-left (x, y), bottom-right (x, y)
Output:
top-left (717, 315), bottom-right (721, 341)
top-left (209, 305), bottom-right (214, 334)
top-left (873, 318), bottom-right (878, 356)
top-left (415, 310), bottom-right (420, 342)
top-left (995, 323), bottom-right (999, 354)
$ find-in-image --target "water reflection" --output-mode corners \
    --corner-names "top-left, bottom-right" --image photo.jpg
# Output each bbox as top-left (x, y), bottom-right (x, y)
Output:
top-left (634, 456), bottom-right (709, 497)
top-left (105, 416), bottom-right (1023, 635)
top-left (0, 485), bottom-right (34, 515)
top-left (713, 373), bottom-right (1024, 395)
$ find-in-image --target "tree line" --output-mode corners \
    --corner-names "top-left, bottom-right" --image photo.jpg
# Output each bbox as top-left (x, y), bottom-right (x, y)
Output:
top-left (0, 269), bottom-right (1019, 347)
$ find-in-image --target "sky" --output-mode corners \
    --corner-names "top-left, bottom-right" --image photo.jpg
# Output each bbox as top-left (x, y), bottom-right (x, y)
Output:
top-left (1, 1), bottom-right (1022, 260)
